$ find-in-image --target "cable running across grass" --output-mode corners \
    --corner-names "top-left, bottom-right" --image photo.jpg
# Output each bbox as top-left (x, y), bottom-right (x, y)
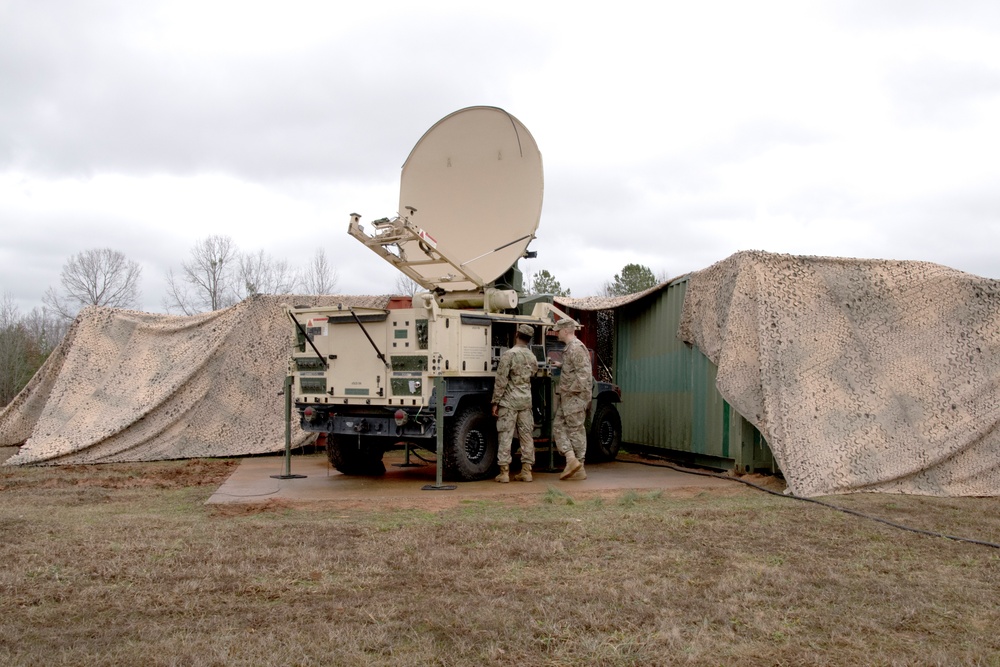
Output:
top-left (620, 458), bottom-right (1000, 550)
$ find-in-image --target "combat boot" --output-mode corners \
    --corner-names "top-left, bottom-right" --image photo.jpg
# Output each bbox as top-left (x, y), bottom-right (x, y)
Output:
top-left (495, 465), bottom-right (510, 483)
top-left (560, 451), bottom-right (582, 480)
top-left (572, 464), bottom-right (587, 480)
top-left (514, 463), bottom-right (533, 482)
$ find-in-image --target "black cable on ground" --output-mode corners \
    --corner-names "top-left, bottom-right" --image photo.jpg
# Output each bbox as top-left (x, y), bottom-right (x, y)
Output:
top-left (620, 456), bottom-right (1000, 550)
top-left (407, 449), bottom-right (436, 465)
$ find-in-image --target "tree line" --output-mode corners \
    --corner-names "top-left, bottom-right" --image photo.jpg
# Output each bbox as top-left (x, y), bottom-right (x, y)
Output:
top-left (0, 294), bottom-right (65, 406)
top-left (31, 236), bottom-right (338, 318)
top-left (0, 235), bottom-right (339, 407)
top-left (527, 263), bottom-right (664, 298)
top-left (1, 233), bottom-right (664, 407)
top-left (162, 235), bottom-right (338, 315)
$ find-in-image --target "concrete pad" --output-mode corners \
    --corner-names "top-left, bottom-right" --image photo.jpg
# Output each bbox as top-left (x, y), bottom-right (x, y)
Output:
top-left (206, 449), bottom-right (734, 505)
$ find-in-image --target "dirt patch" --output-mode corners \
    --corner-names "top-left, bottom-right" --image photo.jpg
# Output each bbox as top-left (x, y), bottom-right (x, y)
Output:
top-left (206, 450), bottom-right (757, 510)
top-left (207, 497), bottom-right (301, 517)
top-left (207, 480), bottom-right (766, 516)
top-left (0, 457), bottom-right (238, 492)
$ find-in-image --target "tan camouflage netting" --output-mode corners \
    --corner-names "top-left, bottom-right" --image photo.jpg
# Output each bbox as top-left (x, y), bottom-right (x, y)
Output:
top-left (6, 253), bottom-right (1000, 497)
top-left (0, 295), bottom-right (391, 466)
top-left (679, 251), bottom-right (1000, 497)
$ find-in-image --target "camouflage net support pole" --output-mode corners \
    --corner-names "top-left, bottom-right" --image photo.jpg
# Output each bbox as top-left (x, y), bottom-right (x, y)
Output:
top-left (422, 376), bottom-right (456, 491)
top-left (271, 375), bottom-right (307, 480)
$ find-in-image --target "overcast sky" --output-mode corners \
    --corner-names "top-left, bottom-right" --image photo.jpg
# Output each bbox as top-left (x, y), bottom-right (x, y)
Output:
top-left (3, 0), bottom-right (1000, 314)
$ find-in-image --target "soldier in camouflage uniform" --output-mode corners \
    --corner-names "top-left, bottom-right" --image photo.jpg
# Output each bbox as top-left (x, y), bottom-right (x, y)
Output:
top-left (552, 318), bottom-right (592, 480)
top-left (491, 324), bottom-right (539, 483)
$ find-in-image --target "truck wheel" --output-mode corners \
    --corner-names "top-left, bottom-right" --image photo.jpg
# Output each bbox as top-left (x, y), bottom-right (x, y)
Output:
top-left (587, 403), bottom-right (622, 462)
top-left (326, 434), bottom-right (386, 476)
top-left (444, 405), bottom-right (498, 481)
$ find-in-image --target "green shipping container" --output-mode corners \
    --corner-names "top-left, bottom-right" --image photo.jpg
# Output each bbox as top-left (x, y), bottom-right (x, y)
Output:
top-left (614, 277), bottom-right (776, 474)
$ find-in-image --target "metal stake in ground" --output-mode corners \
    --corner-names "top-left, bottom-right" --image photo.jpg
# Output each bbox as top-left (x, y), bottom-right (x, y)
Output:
top-left (271, 375), bottom-right (307, 480)
top-left (392, 441), bottom-right (424, 468)
top-left (423, 376), bottom-right (456, 491)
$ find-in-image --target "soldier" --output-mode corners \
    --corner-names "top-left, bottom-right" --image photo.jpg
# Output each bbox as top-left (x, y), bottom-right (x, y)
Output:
top-left (491, 323), bottom-right (539, 483)
top-left (552, 318), bottom-right (591, 480)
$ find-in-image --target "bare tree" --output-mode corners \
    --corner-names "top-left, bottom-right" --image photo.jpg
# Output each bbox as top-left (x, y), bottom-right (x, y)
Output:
top-left (0, 292), bottom-right (51, 405)
top-left (0, 293), bottom-right (30, 405)
top-left (236, 250), bottom-right (297, 299)
top-left (0, 296), bottom-right (68, 407)
top-left (299, 249), bottom-right (339, 295)
top-left (163, 235), bottom-right (238, 314)
top-left (42, 248), bottom-right (142, 320)
top-left (393, 274), bottom-right (421, 297)
top-left (20, 305), bottom-right (68, 355)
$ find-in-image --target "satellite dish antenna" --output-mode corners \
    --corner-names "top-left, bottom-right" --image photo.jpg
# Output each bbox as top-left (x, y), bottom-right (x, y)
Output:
top-left (348, 106), bottom-right (543, 294)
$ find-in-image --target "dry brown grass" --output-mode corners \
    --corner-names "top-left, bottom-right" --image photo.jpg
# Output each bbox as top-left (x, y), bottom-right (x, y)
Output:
top-left (1, 454), bottom-right (1000, 666)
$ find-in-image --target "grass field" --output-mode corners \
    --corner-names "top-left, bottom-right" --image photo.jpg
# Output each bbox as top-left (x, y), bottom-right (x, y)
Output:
top-left (2, 451), bottom-right (999, 666)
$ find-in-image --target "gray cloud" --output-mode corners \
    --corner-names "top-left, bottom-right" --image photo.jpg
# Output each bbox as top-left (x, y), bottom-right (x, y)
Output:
top-left (836, 0), bottom-right (1000, 29)
top-left (0, 1), bottom-right (547, 182)
top-left (885, 60), bottom-right (1000, 126)
top-left (3, 0), bottom-right (1000, 315)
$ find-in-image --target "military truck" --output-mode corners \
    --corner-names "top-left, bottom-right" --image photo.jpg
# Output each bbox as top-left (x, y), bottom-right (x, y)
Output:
top-left (288, 107), bottom-right (622, 481)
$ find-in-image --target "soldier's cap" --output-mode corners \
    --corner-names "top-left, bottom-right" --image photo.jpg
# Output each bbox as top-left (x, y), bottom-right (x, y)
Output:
top-left (552, 318), bottom-right (579, 331)
top-left (516, 324), bottom-right (535, 337)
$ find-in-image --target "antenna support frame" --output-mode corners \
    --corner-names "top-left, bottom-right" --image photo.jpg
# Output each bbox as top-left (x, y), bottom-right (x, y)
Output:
top-left (348, 212), bottom-right (487, 293)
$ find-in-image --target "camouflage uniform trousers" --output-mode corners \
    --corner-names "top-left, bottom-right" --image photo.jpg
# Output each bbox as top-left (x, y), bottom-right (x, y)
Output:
top-left (497, 406), bottom-right (535, 466)
top-left (553, 394), bottom-right (588, 462)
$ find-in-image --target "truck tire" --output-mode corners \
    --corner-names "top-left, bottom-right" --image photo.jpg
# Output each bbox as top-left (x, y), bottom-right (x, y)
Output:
top-left (326, 434), bottom-right (386, 476)
top-left (444, 404), bottom-right (498, 481)
top-left (587, 402), bottom-right (622, 462)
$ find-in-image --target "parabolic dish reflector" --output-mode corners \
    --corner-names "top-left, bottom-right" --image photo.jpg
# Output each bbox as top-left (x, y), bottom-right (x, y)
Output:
top-left (396, 106), bottom-right (543, 291)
